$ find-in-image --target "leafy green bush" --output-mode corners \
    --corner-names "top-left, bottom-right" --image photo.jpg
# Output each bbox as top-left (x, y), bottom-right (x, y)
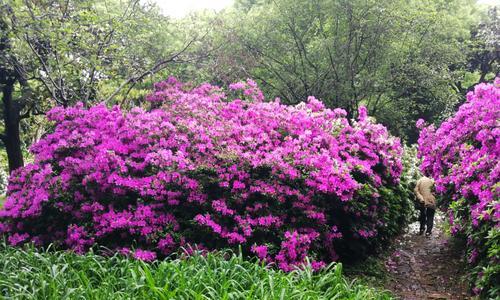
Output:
top-left (401, 145), bottom-right (422, 188)
top-left (0, 243), bottom-right (393, 299)
top-left (398, 145), bottom-right (421, 221)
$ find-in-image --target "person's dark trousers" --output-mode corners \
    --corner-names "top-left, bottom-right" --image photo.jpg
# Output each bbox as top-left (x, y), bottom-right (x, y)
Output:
top-left (419, 206), bottom-right (436, 234)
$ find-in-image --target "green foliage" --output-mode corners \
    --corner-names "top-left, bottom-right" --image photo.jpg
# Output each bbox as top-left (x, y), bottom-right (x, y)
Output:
top-left (0, 0), bottom-right (206, 172)
top-left (344, 146), bottom-right (435, 290)
top-left (1, 0), bottom-right (498, 170)
top-left (377, 145), bottom-right (420, 234)
top-left (377, 184), bottom-right (414, 239)
top-left (0, 150), bottom-right (7, 193)
top-left (2, 0), bottom-right (193, 106)
top-left (344, 256), bottom-right (389, 288)
top-left (197, 0), bottom-right (491, 143)
top-left (476, 228), bottom-right (500, 298)
top-left (453, 6), bottom-right (499, 98)
top-left (401, 145), bottom-right (422, 187)
top-left (0, 243), bottom-right (394, 299)
top-left (468, 227), bottom-right (500, 299)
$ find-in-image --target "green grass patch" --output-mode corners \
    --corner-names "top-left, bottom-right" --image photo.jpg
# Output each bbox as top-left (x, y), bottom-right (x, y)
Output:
top-left (0, 243), bottom-right (394, 299)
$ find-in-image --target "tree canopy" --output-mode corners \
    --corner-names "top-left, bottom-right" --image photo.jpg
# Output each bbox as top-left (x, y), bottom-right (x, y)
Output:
top-left (0, 0), bottom-right (498, 172)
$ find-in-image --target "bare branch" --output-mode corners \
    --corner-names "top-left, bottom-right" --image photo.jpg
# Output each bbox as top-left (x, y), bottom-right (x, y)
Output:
top-left (106, 38), bottom-right (196, 104)
top-left (24, 34), bottom-right (66, 105)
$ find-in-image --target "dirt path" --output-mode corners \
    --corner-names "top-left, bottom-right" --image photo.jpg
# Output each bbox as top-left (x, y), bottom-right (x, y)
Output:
top-left (384, 213), bottom-right (471, 300)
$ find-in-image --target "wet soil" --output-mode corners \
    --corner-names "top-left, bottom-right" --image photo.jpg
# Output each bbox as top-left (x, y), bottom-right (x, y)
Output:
top-left (384, 213), bottom-right (472, 300)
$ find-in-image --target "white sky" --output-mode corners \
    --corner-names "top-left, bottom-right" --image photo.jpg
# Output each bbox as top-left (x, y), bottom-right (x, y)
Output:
top-left (152, 0), bottom-right (234, 18)
top-left (152, 0), bottom-right (498, 18)
top-left (477, 0), bottom-right (500, 4)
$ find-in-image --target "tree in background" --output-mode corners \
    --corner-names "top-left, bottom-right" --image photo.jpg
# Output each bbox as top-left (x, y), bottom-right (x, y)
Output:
top-left (230, 0), bottom-right (398, 116)
top-left (0, 0), bottom-right (199, 172)
top-left (202, 0), bottom-right (494, 143)
top-left (452, 6), bottom-right (499, 99)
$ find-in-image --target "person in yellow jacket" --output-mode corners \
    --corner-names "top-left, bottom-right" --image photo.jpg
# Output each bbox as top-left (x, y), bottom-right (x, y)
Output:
top-left (414, 176), bottom-right (436, 236)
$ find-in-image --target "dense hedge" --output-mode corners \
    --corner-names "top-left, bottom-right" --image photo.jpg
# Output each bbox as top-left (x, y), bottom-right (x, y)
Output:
top-left (417, 79), bottom-right (499, 298)
top-left (0, 78), bottom-right (411, 270)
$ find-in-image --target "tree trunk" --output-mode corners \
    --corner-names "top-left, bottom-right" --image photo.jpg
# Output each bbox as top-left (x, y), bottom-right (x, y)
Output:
top-left (2, 83), bottom-right (24, 173)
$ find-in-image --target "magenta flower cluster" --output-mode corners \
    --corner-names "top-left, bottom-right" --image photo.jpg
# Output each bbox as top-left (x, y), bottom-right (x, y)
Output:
top-left (0, 77), bottom-right (405, 271)
top-left (417, 78), bottom-right (499, 295)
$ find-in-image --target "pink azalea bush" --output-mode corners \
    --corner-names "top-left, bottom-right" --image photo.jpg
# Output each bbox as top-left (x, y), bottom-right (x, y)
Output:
top-left (417, 78), bottom-right (499, 297)
top-left (0, 77), bottom-right (410, 271)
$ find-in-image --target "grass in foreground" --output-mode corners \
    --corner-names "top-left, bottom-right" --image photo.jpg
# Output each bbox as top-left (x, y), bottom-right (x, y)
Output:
top-left (0, 243), bottom-right (393, 300)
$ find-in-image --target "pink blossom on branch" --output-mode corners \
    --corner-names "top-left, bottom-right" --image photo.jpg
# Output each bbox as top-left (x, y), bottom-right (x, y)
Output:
top-left (417, 78), bottom-right (499, 293)
top-left (0, 77), bottom-right (405, 271)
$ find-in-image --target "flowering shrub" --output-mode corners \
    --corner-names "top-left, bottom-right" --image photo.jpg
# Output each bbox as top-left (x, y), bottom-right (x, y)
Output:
top-left (0, 77), bottom-right (409, 271)
top-left (417, 78), bottom-right (499, 298)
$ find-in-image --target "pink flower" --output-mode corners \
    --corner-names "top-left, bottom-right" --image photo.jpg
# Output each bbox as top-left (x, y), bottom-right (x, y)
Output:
top-left (134, 249), bottom-right (157, 262)
top-left (0, 76), bottom-right (406, 275)
top-left (416, 118), bottom-right (425, 129)
top-left (8, 233), bottom-right (29, 246)
top-left (358, 106), bottom-right (368, 121)
top-left (417, 78), bottom-right (499, 292)
top-left (251, 244), bottom-right (268, 260)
